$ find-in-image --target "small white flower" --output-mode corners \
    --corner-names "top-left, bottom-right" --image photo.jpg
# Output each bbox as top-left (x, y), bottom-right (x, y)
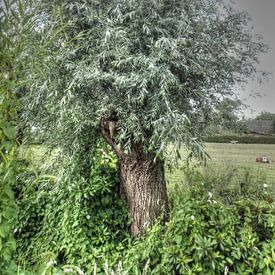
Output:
top-left (212, 200), bottom-right (217, 204)
top-left (63, 268), bottom-right (73, 273)
top-left (191, 215), bottom-right (195, 220)
top-left (46, 260), bottom-right (56, 267)
top-left (263, 184), bottom-right (268, 188)
top-left (208, 192), bottom-right (213, 198)
top-left (201, 182), bottom-right (204, 186)
top-left (86, 215), bottom-right (91, 219)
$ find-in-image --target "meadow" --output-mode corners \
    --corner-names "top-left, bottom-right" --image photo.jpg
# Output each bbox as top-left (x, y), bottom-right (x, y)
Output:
top-left (21, 142), bottom-right (275, 185)
top-left (168, 143), bottom-right (275, 185)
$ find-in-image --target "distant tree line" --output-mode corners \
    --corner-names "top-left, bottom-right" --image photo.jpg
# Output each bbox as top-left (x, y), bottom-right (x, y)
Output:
top-left (255, 112), bottom-right (275, 133)
top-left (255, 111), bottom-right (275, 121)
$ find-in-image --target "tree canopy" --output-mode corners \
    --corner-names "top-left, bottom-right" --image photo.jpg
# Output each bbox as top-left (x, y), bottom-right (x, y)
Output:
top-left (20, 0), bottom-right (267, 164)
top-left (207, 97), bottom-right (248, 134)
top-left (255, 111), bottom-right (275, 121)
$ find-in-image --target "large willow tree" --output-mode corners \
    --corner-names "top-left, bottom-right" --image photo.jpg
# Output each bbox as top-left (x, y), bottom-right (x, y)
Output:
top-left (21, 0), bottom-right (267, 236)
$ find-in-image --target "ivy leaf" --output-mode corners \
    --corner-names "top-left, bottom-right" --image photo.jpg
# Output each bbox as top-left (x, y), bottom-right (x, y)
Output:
top-left (3, 126), bottom-right (16, 139)
top-left (2, 141), bottom-right (15, 151)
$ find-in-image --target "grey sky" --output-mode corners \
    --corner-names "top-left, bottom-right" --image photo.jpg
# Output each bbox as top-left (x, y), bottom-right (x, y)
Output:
top-left (228, 0), bottom-right (275, 117)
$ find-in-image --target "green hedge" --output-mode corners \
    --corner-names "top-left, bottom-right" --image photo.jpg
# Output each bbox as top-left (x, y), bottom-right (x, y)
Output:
top-left (204, 135), bottom-right (275, 144)
top-left (123, 189), bottom-right (275, 274)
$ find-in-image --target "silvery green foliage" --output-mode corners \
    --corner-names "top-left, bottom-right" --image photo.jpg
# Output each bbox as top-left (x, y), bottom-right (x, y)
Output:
top-left (21, 0), bottom-right (267, 162)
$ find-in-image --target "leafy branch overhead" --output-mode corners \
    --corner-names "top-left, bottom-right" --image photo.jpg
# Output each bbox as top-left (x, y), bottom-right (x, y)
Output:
top-left (20, 0), bottom-right (267, 163)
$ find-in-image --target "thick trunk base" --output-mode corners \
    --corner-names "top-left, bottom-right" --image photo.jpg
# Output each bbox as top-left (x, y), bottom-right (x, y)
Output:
top-left (120, 152), bottom-right (169, 237)
top-left (99, 118), bottom-right (168, 237)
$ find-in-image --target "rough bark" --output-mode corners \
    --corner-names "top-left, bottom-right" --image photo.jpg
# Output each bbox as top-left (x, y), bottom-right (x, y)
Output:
top-left (100, 117), bottom-right (169, 236)
top-left (120, 149), bottom-right (169, 236)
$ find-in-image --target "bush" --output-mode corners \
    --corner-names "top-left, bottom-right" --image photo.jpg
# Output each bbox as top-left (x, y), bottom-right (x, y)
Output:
top-left (181, 165), bottom-right (275, 204)
top-left (13, 150), bottom-right (275, 274)
top-left (14, 145), bottom-right (130, 274)
top-left (122, 188), bottom-right (275, 274)
top-left (204, 135), bottom-right (275, 144)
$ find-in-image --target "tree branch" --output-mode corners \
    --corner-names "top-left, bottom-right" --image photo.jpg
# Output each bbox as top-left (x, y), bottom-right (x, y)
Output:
top-left (100, 117), bottom-right (124, 158)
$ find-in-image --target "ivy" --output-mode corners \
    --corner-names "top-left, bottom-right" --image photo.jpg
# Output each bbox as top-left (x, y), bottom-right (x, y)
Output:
top-left (0, 1), bottom-right (41, 273)
top-left (0, 41), bottom-right (18, 275)
top-left (0, 1), bottom-right (18, 269)
top-left (14, 143), bottom-right (130, 274)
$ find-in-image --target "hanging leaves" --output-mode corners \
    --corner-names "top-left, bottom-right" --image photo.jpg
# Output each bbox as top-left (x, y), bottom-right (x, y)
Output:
top-left (20, 0), bottom-right (268, 163)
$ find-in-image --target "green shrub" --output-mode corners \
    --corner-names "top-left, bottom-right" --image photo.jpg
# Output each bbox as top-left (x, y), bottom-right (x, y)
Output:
top-left (181, 165), bottom-right (275, 204)
top-left (205, 135), bottom-right (275, 144)
top-left (122, 189), bottom-right (275, 274)
top-left (0, 41), bottom-right (18, 275)
top-left (14, 145), bottom-right (130, 274)
top-left (13, 151), bottom-right (275, 274)
top-left (0, 166), bottom-right (17, 274)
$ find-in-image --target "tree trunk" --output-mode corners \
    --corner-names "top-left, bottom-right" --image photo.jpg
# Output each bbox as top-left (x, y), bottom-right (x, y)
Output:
top-left (119, 150), bottom-right (169, 236)
top-left (100, 118), bottom-right (169, 236)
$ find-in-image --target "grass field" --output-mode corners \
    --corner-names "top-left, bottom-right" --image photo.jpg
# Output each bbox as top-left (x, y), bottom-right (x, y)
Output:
top-left (21, 143), bottom-right (275, 186)
top-left (167, 143), bottom-right (275, 184)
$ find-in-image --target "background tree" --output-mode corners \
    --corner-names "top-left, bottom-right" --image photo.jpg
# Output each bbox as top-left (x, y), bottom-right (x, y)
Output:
top-left (255, 111), bottom-right (275, 121)
top-left (20, 0), bottom-right (267, 236)
top-left (207, 98), bottom-right (248, 135)
top-left (255, 112), bottom-right (275, 133)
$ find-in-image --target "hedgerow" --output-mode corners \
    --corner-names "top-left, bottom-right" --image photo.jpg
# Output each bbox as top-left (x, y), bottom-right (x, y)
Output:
top-left (205, 135), bottom-right (275, 144)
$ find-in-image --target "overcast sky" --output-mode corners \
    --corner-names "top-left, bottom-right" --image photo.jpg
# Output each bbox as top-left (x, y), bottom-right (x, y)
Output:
top-left (228, 0), bottom-right (275, 118)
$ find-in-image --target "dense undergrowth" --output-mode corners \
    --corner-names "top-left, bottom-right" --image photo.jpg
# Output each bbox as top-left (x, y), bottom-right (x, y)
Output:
top-left (0, 22), bottom-right (20, 274)
top-left (10, 148), bottom-right (275, 274)
top-left (0, 81), bottom-right (18, 274)
top-left (14, 146), bottom-right (130, 274)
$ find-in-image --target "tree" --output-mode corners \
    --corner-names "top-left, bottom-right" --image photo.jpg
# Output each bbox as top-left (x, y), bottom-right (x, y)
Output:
top-left (255, 111), bottom-right (275, 121)
top-left (19, 0), bottom-right (267, 236)
top-left (208, 98), bottom-right (248, 134)
top-left (255, 112), bottom-right (275, 133)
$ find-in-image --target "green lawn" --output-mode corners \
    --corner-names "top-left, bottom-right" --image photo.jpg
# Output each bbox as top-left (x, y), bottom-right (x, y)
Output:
top-left (167, 143), bottom-right (275, 184)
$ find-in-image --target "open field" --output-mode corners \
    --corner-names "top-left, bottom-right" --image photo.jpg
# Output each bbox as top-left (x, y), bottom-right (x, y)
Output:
top-left (167, 143), bottom-right (275, 184)
top-left (20, 143), bottom-right (275, 184)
